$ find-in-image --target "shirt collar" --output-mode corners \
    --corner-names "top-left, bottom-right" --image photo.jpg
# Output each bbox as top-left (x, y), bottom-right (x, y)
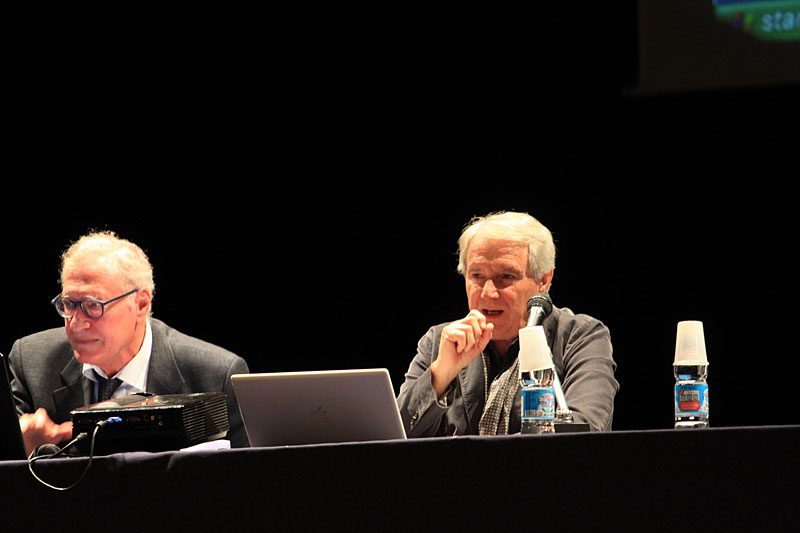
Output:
top-left (83, 321), bottom-right (153, 391)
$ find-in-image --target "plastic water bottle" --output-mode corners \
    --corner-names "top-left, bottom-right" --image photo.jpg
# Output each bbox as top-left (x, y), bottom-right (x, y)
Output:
top-left (520, 367), bottom-right (556, 434)
top-left (673, 321), bottom-right (709, 429)
top-left (674, 364), bottom-right (709, 429)
top-left (518, 326), bottom-right (556, 434)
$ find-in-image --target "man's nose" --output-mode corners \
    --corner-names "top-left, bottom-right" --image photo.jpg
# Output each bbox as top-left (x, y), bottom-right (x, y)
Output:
top-left (481, 279), bottom-right (499, 298)
top-left (68, 310), bottom-right (91, 329)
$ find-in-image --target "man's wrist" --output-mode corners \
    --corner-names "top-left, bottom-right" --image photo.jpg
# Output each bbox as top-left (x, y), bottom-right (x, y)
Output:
top-left (431, 360), bottom-right (457, 401)
top-left (435, 381), bottom-right (455, 407)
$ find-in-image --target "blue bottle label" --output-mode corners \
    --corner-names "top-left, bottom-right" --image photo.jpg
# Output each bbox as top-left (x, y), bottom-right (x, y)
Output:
top-left (522, 388), bottom-right (555, 420)
top-left (674, 383), bottom-right (709, 416)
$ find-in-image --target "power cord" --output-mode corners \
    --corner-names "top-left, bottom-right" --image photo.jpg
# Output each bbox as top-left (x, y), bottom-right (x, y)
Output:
top-left (28, 416), bottom-right (122, 491)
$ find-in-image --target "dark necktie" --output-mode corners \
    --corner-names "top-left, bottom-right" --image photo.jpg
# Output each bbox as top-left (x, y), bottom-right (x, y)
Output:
top-left (96, 375), bottom-right (123, 402)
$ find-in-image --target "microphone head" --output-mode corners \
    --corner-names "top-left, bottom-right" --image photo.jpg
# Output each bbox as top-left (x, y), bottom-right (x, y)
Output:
top-left (33, 444), bottom-right (61, 457)
top-left (526, 293), bottom-right (553, 317)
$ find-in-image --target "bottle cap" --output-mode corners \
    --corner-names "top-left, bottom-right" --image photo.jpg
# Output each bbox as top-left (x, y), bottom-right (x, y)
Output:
top-left (518, 325), bottom-right (555, 371)
top-left (674, 320), bottom-right (709, 366)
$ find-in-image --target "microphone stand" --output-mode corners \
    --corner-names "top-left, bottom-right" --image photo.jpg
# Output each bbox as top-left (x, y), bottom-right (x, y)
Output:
top-left (552, 375), bottom-right (573, 423)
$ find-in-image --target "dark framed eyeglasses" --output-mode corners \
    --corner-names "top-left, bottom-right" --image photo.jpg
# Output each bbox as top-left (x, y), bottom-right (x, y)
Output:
top-left (51, 288), bottom-right (139, 319)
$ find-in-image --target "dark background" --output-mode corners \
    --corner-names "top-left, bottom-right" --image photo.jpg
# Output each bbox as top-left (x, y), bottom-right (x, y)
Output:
top-left (6, 3), bottom-right (799, 431)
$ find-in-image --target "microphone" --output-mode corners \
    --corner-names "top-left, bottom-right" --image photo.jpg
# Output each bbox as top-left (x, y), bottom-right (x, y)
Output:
top-left (526, 293), bottom-right (553, 327)
top-left (31, 444), bottom-right (61, 458)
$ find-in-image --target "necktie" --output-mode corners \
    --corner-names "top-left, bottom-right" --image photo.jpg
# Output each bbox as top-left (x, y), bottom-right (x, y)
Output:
top-left (96, 375), bottom-right (123, 402)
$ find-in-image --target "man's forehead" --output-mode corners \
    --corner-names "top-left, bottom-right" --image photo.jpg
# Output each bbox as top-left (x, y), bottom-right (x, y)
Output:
top-left (467, 238), bottom-right (528, 263)
top-left (64, 264), bottom-right (108, 282)
top-left (62, 259), bottom-right (121, 293)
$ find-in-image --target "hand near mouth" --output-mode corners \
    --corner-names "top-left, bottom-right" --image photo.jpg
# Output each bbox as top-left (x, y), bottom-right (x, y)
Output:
top-left (431, 310), bottom-right (494, 398)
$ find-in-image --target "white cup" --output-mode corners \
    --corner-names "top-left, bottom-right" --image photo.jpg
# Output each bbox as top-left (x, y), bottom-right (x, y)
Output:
top-left (519, 325), bottom-right (555, 371)
top-left (674, 320), bottom-right (709, 366)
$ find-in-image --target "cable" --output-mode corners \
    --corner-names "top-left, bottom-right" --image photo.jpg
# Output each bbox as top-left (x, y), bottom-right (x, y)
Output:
top-left (28, 416), bottom-right (122, 491)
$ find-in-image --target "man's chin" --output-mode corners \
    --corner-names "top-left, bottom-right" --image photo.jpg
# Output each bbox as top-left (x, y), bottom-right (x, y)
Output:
top-left (71, 345), bottom-right (104, 365)
top-left (485, 322), bottom-right (517, 343)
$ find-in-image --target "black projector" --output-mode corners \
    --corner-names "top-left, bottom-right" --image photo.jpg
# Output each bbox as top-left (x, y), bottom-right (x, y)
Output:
top-left (70, 392), bottom-right (229, 455)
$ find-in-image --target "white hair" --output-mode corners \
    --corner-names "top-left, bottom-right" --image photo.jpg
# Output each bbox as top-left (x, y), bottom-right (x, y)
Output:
top-left (60, 230), bottom-right (155, 316)
top-left (456, 211), bottom-right (556, 283)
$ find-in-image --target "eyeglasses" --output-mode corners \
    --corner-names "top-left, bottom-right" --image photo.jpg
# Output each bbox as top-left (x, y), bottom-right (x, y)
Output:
top-left (51, 289), bottom-right (139, 319)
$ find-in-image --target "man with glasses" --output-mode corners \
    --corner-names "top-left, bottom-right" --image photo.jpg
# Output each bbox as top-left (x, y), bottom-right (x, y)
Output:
top-left (7, 231), bottom-right (250, 455)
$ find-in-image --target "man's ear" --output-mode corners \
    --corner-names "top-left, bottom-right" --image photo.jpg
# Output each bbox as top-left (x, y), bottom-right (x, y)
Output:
top-left (538, 269), bottom-right (555, 292)
top-left (136, 289), bottom-right (152, 318)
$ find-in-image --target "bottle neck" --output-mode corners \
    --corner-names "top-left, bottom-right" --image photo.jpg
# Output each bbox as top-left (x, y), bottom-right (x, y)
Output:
top-left (674, 364), bottom-right (708, 380)
top-left (520, 366), bottom-right (555, 387)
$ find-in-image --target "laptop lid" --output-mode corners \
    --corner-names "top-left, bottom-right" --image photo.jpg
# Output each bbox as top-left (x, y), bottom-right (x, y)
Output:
top-left (232, 368), bottom-right (407, 447)
top-left (1, 352), bottom-right (27, 460)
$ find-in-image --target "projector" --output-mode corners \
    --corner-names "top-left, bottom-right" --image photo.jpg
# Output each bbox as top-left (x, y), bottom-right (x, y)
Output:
top-left (70, 392), bottom-right (229, 454)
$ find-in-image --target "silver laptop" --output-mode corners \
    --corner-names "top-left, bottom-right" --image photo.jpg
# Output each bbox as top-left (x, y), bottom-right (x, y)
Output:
top-left (231, 368), bottom-right (407, 447)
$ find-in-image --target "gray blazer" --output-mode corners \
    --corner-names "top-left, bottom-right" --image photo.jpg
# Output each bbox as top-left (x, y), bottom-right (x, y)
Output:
top-left (8, 318), bottom-right (250, 448)
top-left (397, 306), bottom-right (619, 436)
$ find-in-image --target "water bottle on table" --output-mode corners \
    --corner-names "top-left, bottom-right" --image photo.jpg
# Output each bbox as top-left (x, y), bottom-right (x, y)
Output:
top-left (673, 320), bottom-right (709, 429)
top-left (519, 325), bottom-right (556, 434)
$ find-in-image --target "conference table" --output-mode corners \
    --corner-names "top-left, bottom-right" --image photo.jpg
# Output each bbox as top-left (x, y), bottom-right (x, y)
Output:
top-left (2, 425), bottom-right (797, 531)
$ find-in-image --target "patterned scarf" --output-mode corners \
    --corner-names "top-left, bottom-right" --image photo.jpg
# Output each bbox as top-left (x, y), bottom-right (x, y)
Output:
top-left (478, 353), bottom-right (521, 435)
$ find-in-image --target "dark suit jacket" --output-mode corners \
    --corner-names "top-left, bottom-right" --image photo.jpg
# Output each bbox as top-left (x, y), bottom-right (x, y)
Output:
top-left (8, 318), bottom-right (250, 448)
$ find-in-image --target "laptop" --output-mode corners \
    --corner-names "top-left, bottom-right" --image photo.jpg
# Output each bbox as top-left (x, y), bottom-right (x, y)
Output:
top-left (231, 368), bottom-right (407, 447)
top-left (1, 352), bottom-right (27, 460)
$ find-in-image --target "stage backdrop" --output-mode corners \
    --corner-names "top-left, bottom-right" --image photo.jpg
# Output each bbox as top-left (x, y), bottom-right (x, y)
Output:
top-left (5, 5), bottom-right (798, 431)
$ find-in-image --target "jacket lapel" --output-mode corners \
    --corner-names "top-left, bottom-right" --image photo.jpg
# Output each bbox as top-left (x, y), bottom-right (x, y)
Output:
top-left (458, 355), bottom-right (487, 435)
top-left (54, 358), bottom-right (92, 422)
top-left (144, 320), bottom-right (188, 395)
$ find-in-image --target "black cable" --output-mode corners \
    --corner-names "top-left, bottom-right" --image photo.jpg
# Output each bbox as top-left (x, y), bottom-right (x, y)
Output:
top-left (27, 416), bottom-right (122, 491)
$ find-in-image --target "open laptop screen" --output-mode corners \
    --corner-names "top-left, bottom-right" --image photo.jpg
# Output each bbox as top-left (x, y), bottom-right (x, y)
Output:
top-left (232, 368), bottom-right (406, 447)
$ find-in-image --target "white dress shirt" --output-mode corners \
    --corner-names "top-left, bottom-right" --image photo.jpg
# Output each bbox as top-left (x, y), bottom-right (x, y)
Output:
top-left (82, 321), bottom-right (153, 401)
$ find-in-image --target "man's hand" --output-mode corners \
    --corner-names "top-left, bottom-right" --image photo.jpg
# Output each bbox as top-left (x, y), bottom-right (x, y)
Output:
top-left (19, 408), bottom-right (73, 456)
top-left (430, 310), bottom-right (494, 397)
